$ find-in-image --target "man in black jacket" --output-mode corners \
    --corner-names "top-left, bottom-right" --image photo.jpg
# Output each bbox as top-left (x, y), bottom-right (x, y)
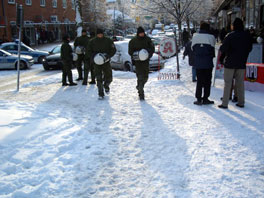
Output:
top-left (128, 27), bottom-right (155, 100)
top-left (218, 18), bottom-right (252, 109)
top-left (60, 35), bottom-right (77, 86)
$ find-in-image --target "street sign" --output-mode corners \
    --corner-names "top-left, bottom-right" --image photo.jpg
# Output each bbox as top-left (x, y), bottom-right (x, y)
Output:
top-left (16, 4), bottom-right (24, 28)
top-left (159, 37), bottom-right (176, 58)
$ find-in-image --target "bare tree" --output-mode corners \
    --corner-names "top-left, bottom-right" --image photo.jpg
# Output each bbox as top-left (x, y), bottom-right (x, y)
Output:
top-left (136, 0), bottom-right (213, 31)
top-left (79, 0), bottom-right (108, 31)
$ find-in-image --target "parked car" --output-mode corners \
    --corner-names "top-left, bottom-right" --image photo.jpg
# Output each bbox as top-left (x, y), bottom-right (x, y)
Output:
top-left (111, 41), bottom-right (165, 72)
top-left (42, 44), bottom-right (76, 70)
top-left (0, 49), bottom-right (34, 69)
top-left (0, 42), bottom-right (49, 63)
top-left (124, 34), bottom-right (135, 40)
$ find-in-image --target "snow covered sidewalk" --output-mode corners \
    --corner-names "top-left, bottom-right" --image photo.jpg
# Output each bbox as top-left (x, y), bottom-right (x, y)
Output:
top-left (0, 56), bottom-right (264, 198)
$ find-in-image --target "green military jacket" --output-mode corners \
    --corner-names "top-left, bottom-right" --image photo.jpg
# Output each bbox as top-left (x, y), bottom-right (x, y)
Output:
top-left (128, 35), bottom-right (155, 61)
top-left (74, 35), bottom-right (90, 48)
top-left (61, 41), bottom-right (73, 62)
top-left (86, 36), bottom-right (116, 61)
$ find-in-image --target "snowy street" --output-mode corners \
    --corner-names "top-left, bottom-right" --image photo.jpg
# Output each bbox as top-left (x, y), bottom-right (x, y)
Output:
top-left (0, 49), bottom-right (264, 198)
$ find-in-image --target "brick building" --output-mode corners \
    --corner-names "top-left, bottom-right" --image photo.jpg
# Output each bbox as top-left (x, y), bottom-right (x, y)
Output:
top-left (0, 0), bottom-right (76, 45)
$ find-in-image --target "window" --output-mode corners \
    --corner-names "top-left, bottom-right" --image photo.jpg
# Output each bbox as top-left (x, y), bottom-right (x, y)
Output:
top-left (8, 0), bottom-right (15, 4)
top-left (62, 0), bottom-right (67, 8)
top-left (52, 0), bottom-right (57, 8)
top-left (25, 0), bottom-right (32, 5)
top-left (71, 0), bottom-right (75, 10)
top-left (51, 15), bottom-right (58, 22)
top-left (21, 46), bottom-right (29, 51)
top-left (3, 45), bottom-right (18, 51)
top-left (40, 0), bottom-right (45, 7)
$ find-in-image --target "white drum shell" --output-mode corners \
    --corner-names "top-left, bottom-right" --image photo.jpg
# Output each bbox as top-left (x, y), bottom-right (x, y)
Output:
top-left (138, 49), bottom-right (149, 61)
top-left (94, 53), bottom-right (109, 65)
top-left (75, 46), bottom-right (84, 54)
top-left (72, 53), bottom-right (78, 61)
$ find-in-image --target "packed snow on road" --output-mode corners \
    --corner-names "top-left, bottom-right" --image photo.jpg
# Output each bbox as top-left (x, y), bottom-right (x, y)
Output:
top-left (0, 48), bottom-right (264, 198)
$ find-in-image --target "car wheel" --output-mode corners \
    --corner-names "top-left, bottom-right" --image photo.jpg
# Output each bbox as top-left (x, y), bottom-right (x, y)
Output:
top-left (15, 61), bottom-right (27, 70)
top-left (38, 56), bottom-right (45, 64)
top-left (124, 61), bottom-right (132, 71)
top-left (43, 64), bottom-right (50, 70)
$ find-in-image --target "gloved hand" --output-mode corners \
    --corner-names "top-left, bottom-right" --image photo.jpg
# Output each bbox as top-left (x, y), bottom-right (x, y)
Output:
top-left (146, 48), bottom-right (153, 59)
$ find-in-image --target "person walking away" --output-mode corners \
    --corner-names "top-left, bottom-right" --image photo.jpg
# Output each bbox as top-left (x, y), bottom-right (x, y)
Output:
top-left (183, 30), bottom-right (196, 82)
top-left (84, 31), bottom-right (96, 85)
top-left (218, 18), bottom-right (252, 109)
top-left (219, 28), bottom-right (227, 43)
top-left (182, 28), bottom-right (190, 48)
top-left (60, 35), bottom-right (77, 86)
top-left (128, 26), bottom-right (155, 100)
top-left (86, 28), bottom-right (116, 99)
top-left (74, 29), bottom-right (90, 81)
top-left (191, 21), bottom-right (216, 105)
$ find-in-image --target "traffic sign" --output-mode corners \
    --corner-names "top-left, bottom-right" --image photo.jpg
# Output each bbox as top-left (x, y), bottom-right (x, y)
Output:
top-left (159, 37), bottom-right (176, 58)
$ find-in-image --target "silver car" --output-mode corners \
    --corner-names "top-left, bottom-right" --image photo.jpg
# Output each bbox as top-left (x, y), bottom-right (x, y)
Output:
top-left (111, 41), bottom-right (165, 72)
top-left (0, 49), bottom-right (34, 69)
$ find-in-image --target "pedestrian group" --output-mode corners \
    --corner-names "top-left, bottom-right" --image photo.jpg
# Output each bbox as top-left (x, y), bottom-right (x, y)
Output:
top-left (61, 17), bottom-right (253, 108)
top-left (61, 26), bottom-right (154, 100)
top-left (184, 18), bottom-right (252, 109)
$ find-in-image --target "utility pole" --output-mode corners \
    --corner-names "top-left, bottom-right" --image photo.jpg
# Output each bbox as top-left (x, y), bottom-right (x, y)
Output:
top-left (16, 4), bottom-right (24, 92)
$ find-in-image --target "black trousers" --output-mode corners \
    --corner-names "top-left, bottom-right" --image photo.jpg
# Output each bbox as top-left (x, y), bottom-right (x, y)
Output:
top-left (195, 68), bottom-right (213, 101)
top-left (62, 61), bottom-right (74, 84)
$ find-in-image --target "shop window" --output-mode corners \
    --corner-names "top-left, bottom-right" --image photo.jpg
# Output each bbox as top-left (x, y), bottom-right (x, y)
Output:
top-left (25, 0), bottom-right (32, 5)
top-left (51, 15), bottom-right (58, 22)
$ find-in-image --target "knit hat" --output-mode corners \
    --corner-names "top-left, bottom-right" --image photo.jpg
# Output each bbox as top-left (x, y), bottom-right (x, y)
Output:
top-left (82, 29), bottom-right (87, 33)
top-left (96, 28), bottom-right (104, 34)
top-left (62, 34), bottom-right (70, 41)
top-left (137, 26), bottom-right (145, 35)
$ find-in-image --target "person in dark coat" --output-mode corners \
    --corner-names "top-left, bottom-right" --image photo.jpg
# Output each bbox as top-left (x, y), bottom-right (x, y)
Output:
top-left (86, 28), bottom-right (116, 99)
top-left (83, 31), bottom-right (96, 85)
top-left (60, 34), bottom-right (77, 86)
top-left (128, 26), bottom-right (155, 100)
top-left (182, 28), bottom-right (189, 47)
top-left (191, 21), bottom-right (216, 105)
top-left (219, 28), bottom-right (227, 43)
top-left (183, 30), bottom-right (196, 82)
top-left (22, 33), bottom-right (31, 47)
top-left (74, 29), bottom-right (90, 81)
top-left (218, 18), bottom-right (252, 109)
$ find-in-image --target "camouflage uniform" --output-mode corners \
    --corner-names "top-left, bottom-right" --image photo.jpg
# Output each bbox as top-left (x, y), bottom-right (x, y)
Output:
top-left (128, 28), bottom-right (154, 99)
top-left (86, 35), bottom-right (116, 98)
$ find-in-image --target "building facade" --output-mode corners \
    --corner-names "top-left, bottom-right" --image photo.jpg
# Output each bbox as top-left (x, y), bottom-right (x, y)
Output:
top-left (214, 0), bottom-right (264, 31)
top-left (0, 0), bottom-right (76, 45)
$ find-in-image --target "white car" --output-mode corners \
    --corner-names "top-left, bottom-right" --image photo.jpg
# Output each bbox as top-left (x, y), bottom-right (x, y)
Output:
top-left (0, 49), bottom-right (34, 69)
top-left (111, 41), bottom-right (165, 72)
